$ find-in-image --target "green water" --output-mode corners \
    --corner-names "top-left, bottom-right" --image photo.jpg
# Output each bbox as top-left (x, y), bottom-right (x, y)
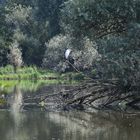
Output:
top-left (0, 81), bottom-right (140, 140)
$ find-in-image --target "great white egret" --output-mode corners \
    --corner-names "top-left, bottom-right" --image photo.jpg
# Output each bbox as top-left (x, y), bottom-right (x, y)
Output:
top-left (65, 49), bottom-right (72, 59)
top-left (64, 48), bottom-right (93, 80)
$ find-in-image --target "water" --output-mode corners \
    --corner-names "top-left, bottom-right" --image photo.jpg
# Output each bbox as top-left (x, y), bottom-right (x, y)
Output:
top-left (0, 81), bottom-right (140, 140)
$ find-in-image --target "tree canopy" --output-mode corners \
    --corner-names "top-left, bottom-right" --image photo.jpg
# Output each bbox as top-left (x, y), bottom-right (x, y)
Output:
top-left (0, 0), bottom-right (140, 88)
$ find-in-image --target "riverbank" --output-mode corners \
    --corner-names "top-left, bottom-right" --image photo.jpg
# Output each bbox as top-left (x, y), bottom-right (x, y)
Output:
top-left (0, 80), bottom-right (140, 113)
top-left (0, 65), bottom-right (84, 81)
top-left (0, 79), bottom-right (139, 114)
top-left (1, 66), bottom-right (139, 113)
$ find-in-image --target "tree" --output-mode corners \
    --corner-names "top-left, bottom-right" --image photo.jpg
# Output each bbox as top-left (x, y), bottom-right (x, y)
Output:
top-left (60, 0), bottom-right (136, 38)
top-left (42, 34), bottom-right (100, 72)
top-left (4, 0), bottom-right (54, 66)
top-left (0, 4), bottom-right (13, 66)
top-left (95, 23), bottom-right (140, 88)
top-left (42, 34), bottom-right (72, 71)
top-left (60, 0), bottom-right (140, 89)
top-left (7, 41), bottom-right (23, 73)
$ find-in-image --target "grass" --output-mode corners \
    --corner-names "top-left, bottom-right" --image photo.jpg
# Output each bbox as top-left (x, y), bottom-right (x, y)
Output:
top-left (0, 65), bottom-right (55, 80)
top-left (0, 65), bottom-right (85, 81)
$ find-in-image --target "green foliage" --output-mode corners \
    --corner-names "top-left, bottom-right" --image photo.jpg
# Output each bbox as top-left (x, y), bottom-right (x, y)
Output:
top-left (0, 65), bottom-right (81, 81)
top-left (61, 0), bottom-right (136, 38)
top-left (0, 65), bottom-right (40, 80)
top-left (0, 0), bottom-right (140, 90)
top-left (59, 0), bottom-right (140, 88)
top-left (0, 65), bottom-right (14, 74)
top-left (95, 25), bottom-right (140, 87)
top-left (0, 0), bottom-right (62, 66)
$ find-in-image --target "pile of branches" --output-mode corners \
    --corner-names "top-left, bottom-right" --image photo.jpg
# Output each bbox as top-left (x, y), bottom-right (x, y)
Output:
top-left (22, 79), bottom-right (140, 112)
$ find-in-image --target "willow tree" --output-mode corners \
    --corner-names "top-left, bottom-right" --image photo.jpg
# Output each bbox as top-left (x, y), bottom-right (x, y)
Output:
top-left (60, 0), bottom-right (136, 38)
top-left (60, 0), bottom-right (140, 90)
top-left (7, 41), bottom-right (23, 73)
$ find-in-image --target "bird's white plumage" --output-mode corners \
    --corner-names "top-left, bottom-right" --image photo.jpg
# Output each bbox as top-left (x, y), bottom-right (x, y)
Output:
top-left (65, 49), bottom-right (72, 59)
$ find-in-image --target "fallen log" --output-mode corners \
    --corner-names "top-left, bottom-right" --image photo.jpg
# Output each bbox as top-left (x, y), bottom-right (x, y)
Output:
top-left (21, 80), bottom-right (140, 112)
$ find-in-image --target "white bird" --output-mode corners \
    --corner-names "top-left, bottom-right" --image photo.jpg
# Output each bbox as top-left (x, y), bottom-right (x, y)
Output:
top-left (1, 94), bottom-right (5, 98)
top-left (65, 49), bottom-right (72, 59)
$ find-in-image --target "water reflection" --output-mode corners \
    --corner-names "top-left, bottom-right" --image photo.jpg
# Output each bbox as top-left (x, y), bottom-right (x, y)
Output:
top-left (0, 111), bottom-right (140, 140)
top-left (7, 86), bottom-right (25, 140)
top-left (11, 86), bottom-right (23, 118)
top-left (0, 82), bottom-right (140, 140)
